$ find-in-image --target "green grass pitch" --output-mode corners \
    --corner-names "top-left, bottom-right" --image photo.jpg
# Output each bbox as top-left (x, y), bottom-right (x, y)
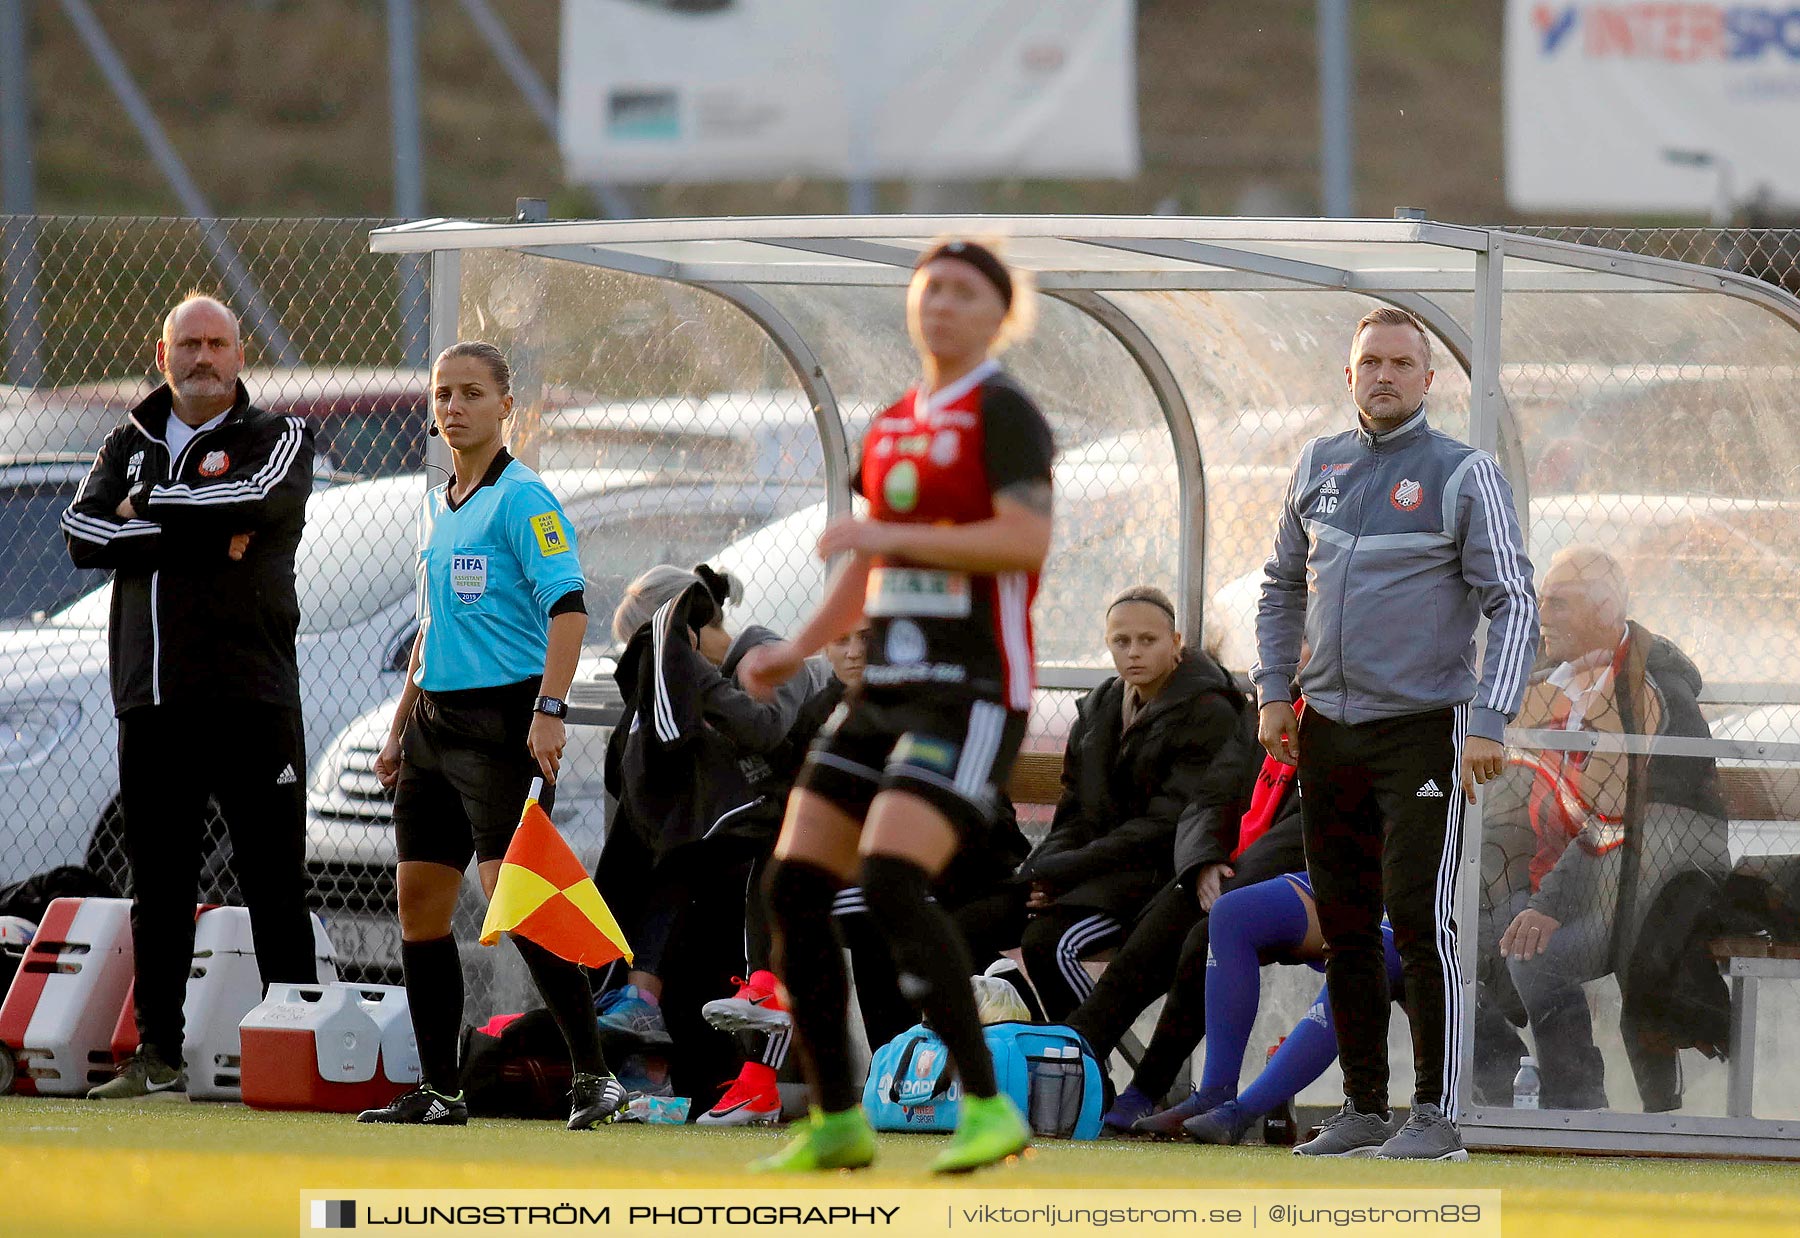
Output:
top-left (4, 1095), bottom-right (1796, 1237)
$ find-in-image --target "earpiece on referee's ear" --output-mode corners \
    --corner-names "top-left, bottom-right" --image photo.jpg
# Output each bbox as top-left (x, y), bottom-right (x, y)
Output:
top-left (428, 423), bottom-right (439, 437)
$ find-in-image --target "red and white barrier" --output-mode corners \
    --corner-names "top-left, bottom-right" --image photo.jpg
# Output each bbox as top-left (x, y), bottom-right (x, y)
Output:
top-left (182, 908), bottom-right (338, 1102)
top-left (0, 898), bottom-right (135, 1096)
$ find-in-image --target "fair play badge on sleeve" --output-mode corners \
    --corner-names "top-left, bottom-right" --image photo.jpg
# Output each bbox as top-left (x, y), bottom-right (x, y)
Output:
top-left (451, 553), bottom-right (488, 603)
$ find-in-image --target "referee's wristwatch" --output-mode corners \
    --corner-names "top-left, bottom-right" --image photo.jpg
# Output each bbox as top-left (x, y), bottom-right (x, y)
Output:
top-left (532, 695), bottom-right (568, 719)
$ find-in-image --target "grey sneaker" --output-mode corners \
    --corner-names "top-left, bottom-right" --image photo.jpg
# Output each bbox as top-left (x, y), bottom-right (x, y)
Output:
top-left (1376, 1103), bottom-right (1469, 1161)
top-left (1292, 1101), bottom-right (1390, 1157)
top-left (595, 985), bottom-right (673, 1046)
top-left (87, 1048), bottom-right (185, 1099)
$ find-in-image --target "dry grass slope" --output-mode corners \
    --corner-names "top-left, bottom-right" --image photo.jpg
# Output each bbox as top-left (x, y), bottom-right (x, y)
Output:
top-left (22, 1), bottom-right (1517, 224)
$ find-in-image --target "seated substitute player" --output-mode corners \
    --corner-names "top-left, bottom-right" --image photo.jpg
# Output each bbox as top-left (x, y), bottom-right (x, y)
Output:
top-left (361, 341), bottom-right (626, 1129)
top-left (739, 239), bottom-right (1054, 1175)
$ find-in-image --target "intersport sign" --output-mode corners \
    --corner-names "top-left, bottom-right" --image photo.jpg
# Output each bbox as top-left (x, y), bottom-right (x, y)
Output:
top-left (1505, 2), bottom-right (1800, 211)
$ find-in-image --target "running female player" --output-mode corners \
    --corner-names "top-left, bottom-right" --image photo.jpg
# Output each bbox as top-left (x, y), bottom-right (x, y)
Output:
top-left (739, 240), bottom-right (1054, 1174)
top-left (360, 341), bottom-right (626, 1129)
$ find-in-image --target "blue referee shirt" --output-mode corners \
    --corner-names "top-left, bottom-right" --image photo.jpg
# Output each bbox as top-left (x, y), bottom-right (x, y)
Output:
top-left (414, 450), bottom-right (585, 693)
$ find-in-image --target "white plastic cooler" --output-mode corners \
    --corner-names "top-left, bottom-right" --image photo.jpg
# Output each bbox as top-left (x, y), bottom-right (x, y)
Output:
top-left (239, 982), bottom-right (418, 1112)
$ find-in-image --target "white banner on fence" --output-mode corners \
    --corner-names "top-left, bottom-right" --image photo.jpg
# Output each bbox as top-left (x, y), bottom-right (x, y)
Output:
top-left (1505, 1), bottom-right (1800, 212)
top-left (558, 0), bottom-right (1139, 184)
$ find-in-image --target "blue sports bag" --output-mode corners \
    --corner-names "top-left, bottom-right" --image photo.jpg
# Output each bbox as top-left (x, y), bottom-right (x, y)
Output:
top-left (862, 1020), bottom-right (1103, 1140)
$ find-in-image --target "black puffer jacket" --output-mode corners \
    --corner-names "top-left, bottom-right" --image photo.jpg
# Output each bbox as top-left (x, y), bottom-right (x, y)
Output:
top-left (604, 595), bottom-right (819, 859)
top-left (1018, 650), bottom-right (1258, 921)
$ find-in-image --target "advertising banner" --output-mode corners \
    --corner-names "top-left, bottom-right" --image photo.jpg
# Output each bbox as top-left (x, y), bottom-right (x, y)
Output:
top-left (559, 0), bottom-right (1139, 184)
top-left (1505, 2), bottom-right (1800, 211)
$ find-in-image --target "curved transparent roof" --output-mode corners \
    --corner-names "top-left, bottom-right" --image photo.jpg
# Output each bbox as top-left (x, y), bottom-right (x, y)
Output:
top-left (373, 214), bottom-right (1800, 710)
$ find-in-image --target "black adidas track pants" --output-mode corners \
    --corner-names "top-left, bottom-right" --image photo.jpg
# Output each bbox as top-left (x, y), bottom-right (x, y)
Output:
top-left (118, 702), bottom-right (316, 1060)
top-left (1297, 704), bottom-right (1467, 1112)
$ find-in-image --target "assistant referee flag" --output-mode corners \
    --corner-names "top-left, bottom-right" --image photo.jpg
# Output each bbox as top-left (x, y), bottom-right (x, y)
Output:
top-left (479, 779), bottom-right (632, 967)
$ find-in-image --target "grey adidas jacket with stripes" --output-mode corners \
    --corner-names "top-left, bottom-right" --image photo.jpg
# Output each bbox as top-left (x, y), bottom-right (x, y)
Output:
top-left (62, 381), bottom-right (314, 715)
top-left (1252, 406), bottom-right (1538, 744)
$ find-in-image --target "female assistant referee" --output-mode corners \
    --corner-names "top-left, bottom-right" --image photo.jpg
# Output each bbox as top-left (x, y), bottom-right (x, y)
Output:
top-left (739, 240), bottom-right (1055, 1174)
top-left (360, 341), bottom-right (626, 1129)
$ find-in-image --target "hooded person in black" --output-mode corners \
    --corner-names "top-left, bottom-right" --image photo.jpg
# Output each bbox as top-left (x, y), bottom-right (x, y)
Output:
top-left (598, 564), bottom-right (827, 1093)
top-left (1016, 587), bottom-right (1259, 1022)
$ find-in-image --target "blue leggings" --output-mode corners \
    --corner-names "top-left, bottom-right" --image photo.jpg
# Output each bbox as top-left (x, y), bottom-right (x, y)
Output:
top-left (1197, 876), bottom-right (1404, 1119)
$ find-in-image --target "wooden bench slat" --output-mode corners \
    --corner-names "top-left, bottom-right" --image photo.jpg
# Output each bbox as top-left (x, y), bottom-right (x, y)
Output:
top-left (1719, 766), bottom-right (1800, 822)
top-left (1709, 937), bottom-right (1800, 962)
top-left (1006, 749), bottom-right (1064, 807)
top-left (1006, 749), bottom-right (1800, 826)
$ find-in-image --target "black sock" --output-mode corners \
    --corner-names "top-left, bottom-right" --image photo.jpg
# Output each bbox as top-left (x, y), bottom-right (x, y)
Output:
top-left (512, 935), bottom-right (608, 1077)
top-left (401, 934), bottom-right (463, 1094)
top-left (765, 858), bottom-right (857, 1112)
top-left (859, 854), bottom-right (997, 1099)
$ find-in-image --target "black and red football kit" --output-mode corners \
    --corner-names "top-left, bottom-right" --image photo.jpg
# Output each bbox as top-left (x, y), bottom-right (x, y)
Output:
top-left (795, 359), bottom-right (1055, 836)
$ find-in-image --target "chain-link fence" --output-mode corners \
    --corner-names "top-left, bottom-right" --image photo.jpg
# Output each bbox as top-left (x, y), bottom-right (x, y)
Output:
top-left (0, 217), bottom-right (434, 999)
top-left (3, 216), bottom-right (1799, 1120)
top-left (1460, 225), bottom-right (1800, 1123)
top-left (1508, 225), bottom-right (1800, 298)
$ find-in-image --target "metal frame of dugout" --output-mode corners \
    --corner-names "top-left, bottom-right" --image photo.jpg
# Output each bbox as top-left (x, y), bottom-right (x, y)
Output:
top-left (372, 214), bottom-right (1800, 1157)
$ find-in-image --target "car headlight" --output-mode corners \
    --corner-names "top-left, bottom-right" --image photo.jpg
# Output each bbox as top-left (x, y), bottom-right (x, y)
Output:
top-left (0, 698), bottom-right (82, 772)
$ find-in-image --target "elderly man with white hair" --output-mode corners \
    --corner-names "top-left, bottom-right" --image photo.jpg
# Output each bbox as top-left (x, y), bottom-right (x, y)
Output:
top-left (1483, 544), bottom-right (1728, 1113)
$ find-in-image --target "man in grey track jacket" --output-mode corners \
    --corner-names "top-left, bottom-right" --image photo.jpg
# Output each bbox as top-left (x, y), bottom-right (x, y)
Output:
top-left (1253, 306), bottom-right (1539, 1162)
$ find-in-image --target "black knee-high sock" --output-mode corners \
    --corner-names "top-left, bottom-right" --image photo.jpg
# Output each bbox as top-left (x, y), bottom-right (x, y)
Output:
top-left (401, 934), bottom-right (463, 1094)
top-left (859, 854), bottom-right (997, 1099)
top-left (512, 935), bottom-right (607, 1077)
top-left (745, 852), bottom-right (775, 974)
top-left (765, 858), bottom-right (856, 1112)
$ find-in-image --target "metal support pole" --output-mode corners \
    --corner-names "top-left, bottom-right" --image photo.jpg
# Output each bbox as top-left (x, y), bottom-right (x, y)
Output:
top-left (1453, 235), bottom-right (1507, 1123)
top-left (1, 0), bottom-right (45, 383)
top-left (387, 0), bottom-right (429, 368)
top-left (1317, 0), bottom-right (1354, 218)
top-left (1053, 291), bottom-right (1205, 649)
top-left (701, 283), bottom-right (851, 518)
top-left (424, 249), bottom-right (461, 483)
top-left (457, 0), bottom-right (556, 134)
top-left (56, 0), bottom-right (299, 365)
top-left (453, 0), bottom-right (633, 219)
top-left (844, 0), bottom-right (877, 215)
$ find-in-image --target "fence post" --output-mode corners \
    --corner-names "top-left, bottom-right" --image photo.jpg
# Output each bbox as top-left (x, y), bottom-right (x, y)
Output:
top-left (387, 0), bottom-right (429, 369)
top-left (424, 249), bottom-right (460, 482)
top-left (1, 0), bottom-right (46, 384)
top-left (55, 0), bottom-right (300, 366)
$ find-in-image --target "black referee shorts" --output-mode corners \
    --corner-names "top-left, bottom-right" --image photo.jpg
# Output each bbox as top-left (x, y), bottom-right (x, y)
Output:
top-left (794, 685), bottom-right (1026, 840)
top-left (394, 680), bottom-right (550, 870)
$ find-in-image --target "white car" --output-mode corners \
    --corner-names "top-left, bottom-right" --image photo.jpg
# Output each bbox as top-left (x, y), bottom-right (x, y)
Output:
top-left (0, 466), bottom-right (810, 895)
top-left (300, 475), bottom-right (821, 982)
top-left (0, 472), bottom-right (482, 893)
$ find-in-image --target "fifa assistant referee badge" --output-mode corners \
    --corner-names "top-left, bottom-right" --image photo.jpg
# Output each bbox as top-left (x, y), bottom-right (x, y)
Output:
top-left (533, 696), bottom-right (568, 719)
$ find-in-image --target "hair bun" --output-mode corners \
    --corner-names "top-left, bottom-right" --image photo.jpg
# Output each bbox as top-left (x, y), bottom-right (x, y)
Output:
top-left (694, 563), bottom-right (740, 608)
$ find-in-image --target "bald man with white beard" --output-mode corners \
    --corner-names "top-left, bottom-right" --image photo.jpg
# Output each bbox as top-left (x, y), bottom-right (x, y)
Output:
top-left (63, 294), bottom-right (320, 1099)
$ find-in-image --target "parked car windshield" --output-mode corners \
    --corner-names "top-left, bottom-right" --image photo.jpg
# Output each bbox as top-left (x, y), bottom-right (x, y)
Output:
top-left (309, 409), bottom-right (425, 477)
top-left (47, 475), bottom-right (426, 635)
top-left (293, 474), bottom-right (425, 631)
top-left (0, 480), bottom-right (99, 618)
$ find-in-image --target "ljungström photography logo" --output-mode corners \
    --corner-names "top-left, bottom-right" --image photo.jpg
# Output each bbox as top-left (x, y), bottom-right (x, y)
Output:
top-left (311, 1200), bottom-right (356, 1229)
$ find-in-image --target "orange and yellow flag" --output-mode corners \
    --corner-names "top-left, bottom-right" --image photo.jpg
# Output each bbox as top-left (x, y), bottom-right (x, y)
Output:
top-left (479, 782), bottom-right (632, 968)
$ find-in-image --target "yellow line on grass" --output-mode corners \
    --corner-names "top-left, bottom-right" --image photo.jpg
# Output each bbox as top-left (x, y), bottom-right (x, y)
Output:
top-left (15, 1143), bottom-right (1800, 1238)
